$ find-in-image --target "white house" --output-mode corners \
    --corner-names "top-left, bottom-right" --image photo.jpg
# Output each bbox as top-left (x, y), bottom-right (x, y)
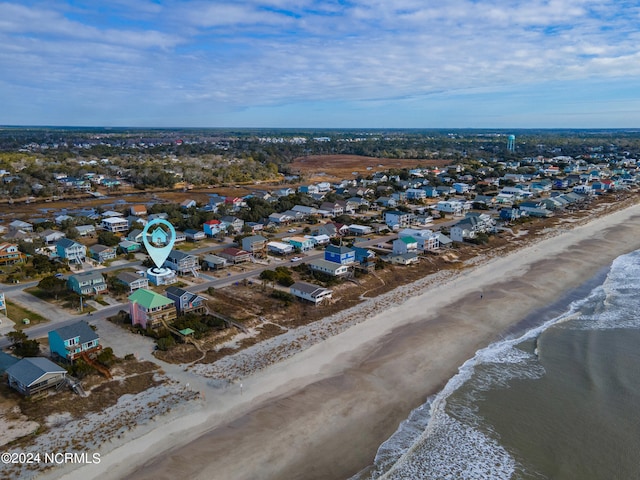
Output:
top-left (399, 228), bottom-right (440, 251)
top-left (436, 200), bottom-right (464, 216)
top-left (392, 236), bottom-right (418, 254)
top-left (384, 210), bottom-right (415, 229)
top-left (290, 282), bottom-right (333, 305)
top-left (101, 216), bottom-right (129, 233)
top-left (267, 241), bottom-right (294, 255)
top-left (308, 259), bottom-right (349, 276)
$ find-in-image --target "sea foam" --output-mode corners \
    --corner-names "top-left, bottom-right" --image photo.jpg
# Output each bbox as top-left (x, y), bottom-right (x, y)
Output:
top-left (354, 249), bottom-right (640, 479)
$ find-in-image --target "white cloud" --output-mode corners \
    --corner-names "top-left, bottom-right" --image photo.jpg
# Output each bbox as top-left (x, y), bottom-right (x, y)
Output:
top-left (1, 0), bottom-right (639, 126)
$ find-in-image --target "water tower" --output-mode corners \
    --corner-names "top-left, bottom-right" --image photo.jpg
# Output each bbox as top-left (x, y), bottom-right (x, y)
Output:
top-left (507, 134), bottom-right (516, 152)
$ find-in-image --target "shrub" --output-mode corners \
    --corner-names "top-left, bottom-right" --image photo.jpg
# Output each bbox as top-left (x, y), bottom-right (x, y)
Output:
top-left (270, 290), bottom-right (294, 306)
top-left (156, 336), bottom-right (175, 351)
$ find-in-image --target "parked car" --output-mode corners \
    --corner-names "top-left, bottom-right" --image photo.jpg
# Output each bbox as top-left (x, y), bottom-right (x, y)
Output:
top-left (288, 228), bottom-right (297, 233)
top-left (290, 256), bottom-right (302, 262)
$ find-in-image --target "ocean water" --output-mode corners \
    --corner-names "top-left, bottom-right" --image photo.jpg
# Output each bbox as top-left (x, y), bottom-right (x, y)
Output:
top-left (352, 249), bottom-right (640, 480)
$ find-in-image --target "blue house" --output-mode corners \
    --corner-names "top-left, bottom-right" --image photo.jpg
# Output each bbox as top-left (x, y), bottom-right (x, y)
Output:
top-left (422, 186), bottom-right (440, 198)
top-left (48, 321), bottom-right (101, 363)
top-left (324, 244), bottom-right (356, 265)
top-left (500, 208), bottom-right (523, 221)
top-left (55, 238), bottom-right (86, 264)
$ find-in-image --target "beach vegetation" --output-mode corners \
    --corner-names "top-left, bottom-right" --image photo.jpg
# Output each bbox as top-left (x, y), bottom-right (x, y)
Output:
top-left (156, 335), bottom-right (175, 351)
top-left (270, 290), bottom-right (294, 305)
top-left (259, 267), bottom-right (295, 287)
top-left (96, 347), bottom-right (116, 368)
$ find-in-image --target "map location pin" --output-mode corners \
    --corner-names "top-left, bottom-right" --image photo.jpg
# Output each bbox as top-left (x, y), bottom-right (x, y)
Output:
top-left (141, 218), bottom-right (177, 269)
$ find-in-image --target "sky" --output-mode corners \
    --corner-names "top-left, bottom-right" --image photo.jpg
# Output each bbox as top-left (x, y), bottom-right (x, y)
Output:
top-left (1, 0), bottom-right (639, 128)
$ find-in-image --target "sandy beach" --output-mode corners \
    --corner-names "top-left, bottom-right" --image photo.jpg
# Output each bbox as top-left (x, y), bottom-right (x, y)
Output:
top-left (55, 202), bottom-right (640, 480)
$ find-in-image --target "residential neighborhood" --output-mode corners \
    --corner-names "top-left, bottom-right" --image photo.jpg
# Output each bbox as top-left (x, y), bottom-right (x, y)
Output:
top-left (1, 129), bottom-right (639, 479)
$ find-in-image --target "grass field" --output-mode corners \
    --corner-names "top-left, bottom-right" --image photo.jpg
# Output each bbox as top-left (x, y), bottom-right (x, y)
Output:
top-left (5, 300), bottom-right (48, 329)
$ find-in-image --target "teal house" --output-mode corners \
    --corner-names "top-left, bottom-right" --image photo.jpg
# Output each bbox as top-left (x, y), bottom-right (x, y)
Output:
top-left (48, 321), bottom-right (101, 362)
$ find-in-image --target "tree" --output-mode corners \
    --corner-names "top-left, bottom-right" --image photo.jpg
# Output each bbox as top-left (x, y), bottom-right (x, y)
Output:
top-left (97, 231), bottom-right (120, 246)
top-left (7, 330), bottom-right (40, 357)
top-left (7, 330), bottom-right (27, 345)
top-left (37, 275), bottom-right (67, 299)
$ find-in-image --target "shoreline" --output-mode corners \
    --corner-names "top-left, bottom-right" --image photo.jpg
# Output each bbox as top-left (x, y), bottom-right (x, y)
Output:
top-left (52, 202), bottom-right (640, 480)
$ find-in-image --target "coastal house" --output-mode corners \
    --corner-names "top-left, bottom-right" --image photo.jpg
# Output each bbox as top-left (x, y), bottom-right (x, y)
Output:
top-left (319, 202), bottom-right (344, 216)
top-left (267, 241), bottom-right (294, 255)
top-left (165, 286), bottom-right (207, 315)
top-left (184, 229), bottom-right (206, 242)
top-left (308, 258), bottom-right (350, 277)
top-left (268, 212), bottom-right (293, 224)
top-left (101, 216), bottom-right (129, 233)
top-left (40, 229), bottom-right (66, 245)
top-left (203, 219), bottom-right (224, 237)
top-left (116, 271), bottom-right (149, 292)
top-left (130, 205), bottom-right (147, 216)
top-left (6, 357), bottom-right (67, 397)
top-left (67, 271), bottom-right (108, 296)
top-left (450, 213), bottom-right (495, 242)
top-left (48, 321), bottom-right (101, 363)
top-left (127, 229), bottom-right (143, 243)
top-left (308, 234), bottom-right (330, 246)
top-left (221, 216), bottom-right (244, 233)
top-left (312, 223), bottom-right (338, 238)
top-left (241, 235), bottom-right (268, 258)
top-left (202, 254), bottom-right (228, 270)
top-left (287, 236), bottom-right (314, 252)
top-left (406, 188), bottom-right (426, 200)
top-left (75, 225), bottom-right (96, 237)
top-left (0, 243), bottom-right (26, 265)
top-left (218, 247), bottom-right (252, 264)
top-left (118, 240), bottom-right (141, 254)
top-left (89, 244), bottom-right (117, 263)
top-left (9, 220), bottom-right (33, 233)
top-left (324, 244), bottom-right (356, 265)
top-left (393, 237), bottom-right (418, 255)
top-left (386, 252), bottom-right (420, 265)
top-left (348, 224), bottom-right (373, 236)
top-left (55, 238), bottom-right (86, 264)
top-left (128, 288), bottom-right (177, 330)
top-left (290, 282), bottom-right (333, 305)
top-left (353, 246), bottom-right (376, 270)
top-left (384, 211), bottom-right (415, 229)
top-left (435, 200), bottom-right (464, 216)
top-left (164, 250), bottom-right (200, 277)
top-left (181, 199), bottom-right (197, 209)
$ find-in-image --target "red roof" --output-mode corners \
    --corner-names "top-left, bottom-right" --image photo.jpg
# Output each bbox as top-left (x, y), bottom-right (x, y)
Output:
top-left (204, 219), bottom-right (221, 225)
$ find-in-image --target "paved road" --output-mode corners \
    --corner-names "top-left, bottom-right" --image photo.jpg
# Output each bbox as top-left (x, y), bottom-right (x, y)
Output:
top-left (0, 233), bottom-right (397, 349)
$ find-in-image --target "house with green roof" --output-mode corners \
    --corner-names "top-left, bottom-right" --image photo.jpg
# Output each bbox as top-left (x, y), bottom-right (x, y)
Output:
top-left (128, 288), bottom-right (177, 330)
top-left (392, 236), bottom-right (418, 255)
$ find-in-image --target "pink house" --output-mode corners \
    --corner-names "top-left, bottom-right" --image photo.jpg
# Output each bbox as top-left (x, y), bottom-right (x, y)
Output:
top-left (128, 289), bottom-right (177, 330)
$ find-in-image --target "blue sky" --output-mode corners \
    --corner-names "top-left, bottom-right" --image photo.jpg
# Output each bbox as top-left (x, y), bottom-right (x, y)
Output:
top-left (1, 0), bottom-right (639, 128)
